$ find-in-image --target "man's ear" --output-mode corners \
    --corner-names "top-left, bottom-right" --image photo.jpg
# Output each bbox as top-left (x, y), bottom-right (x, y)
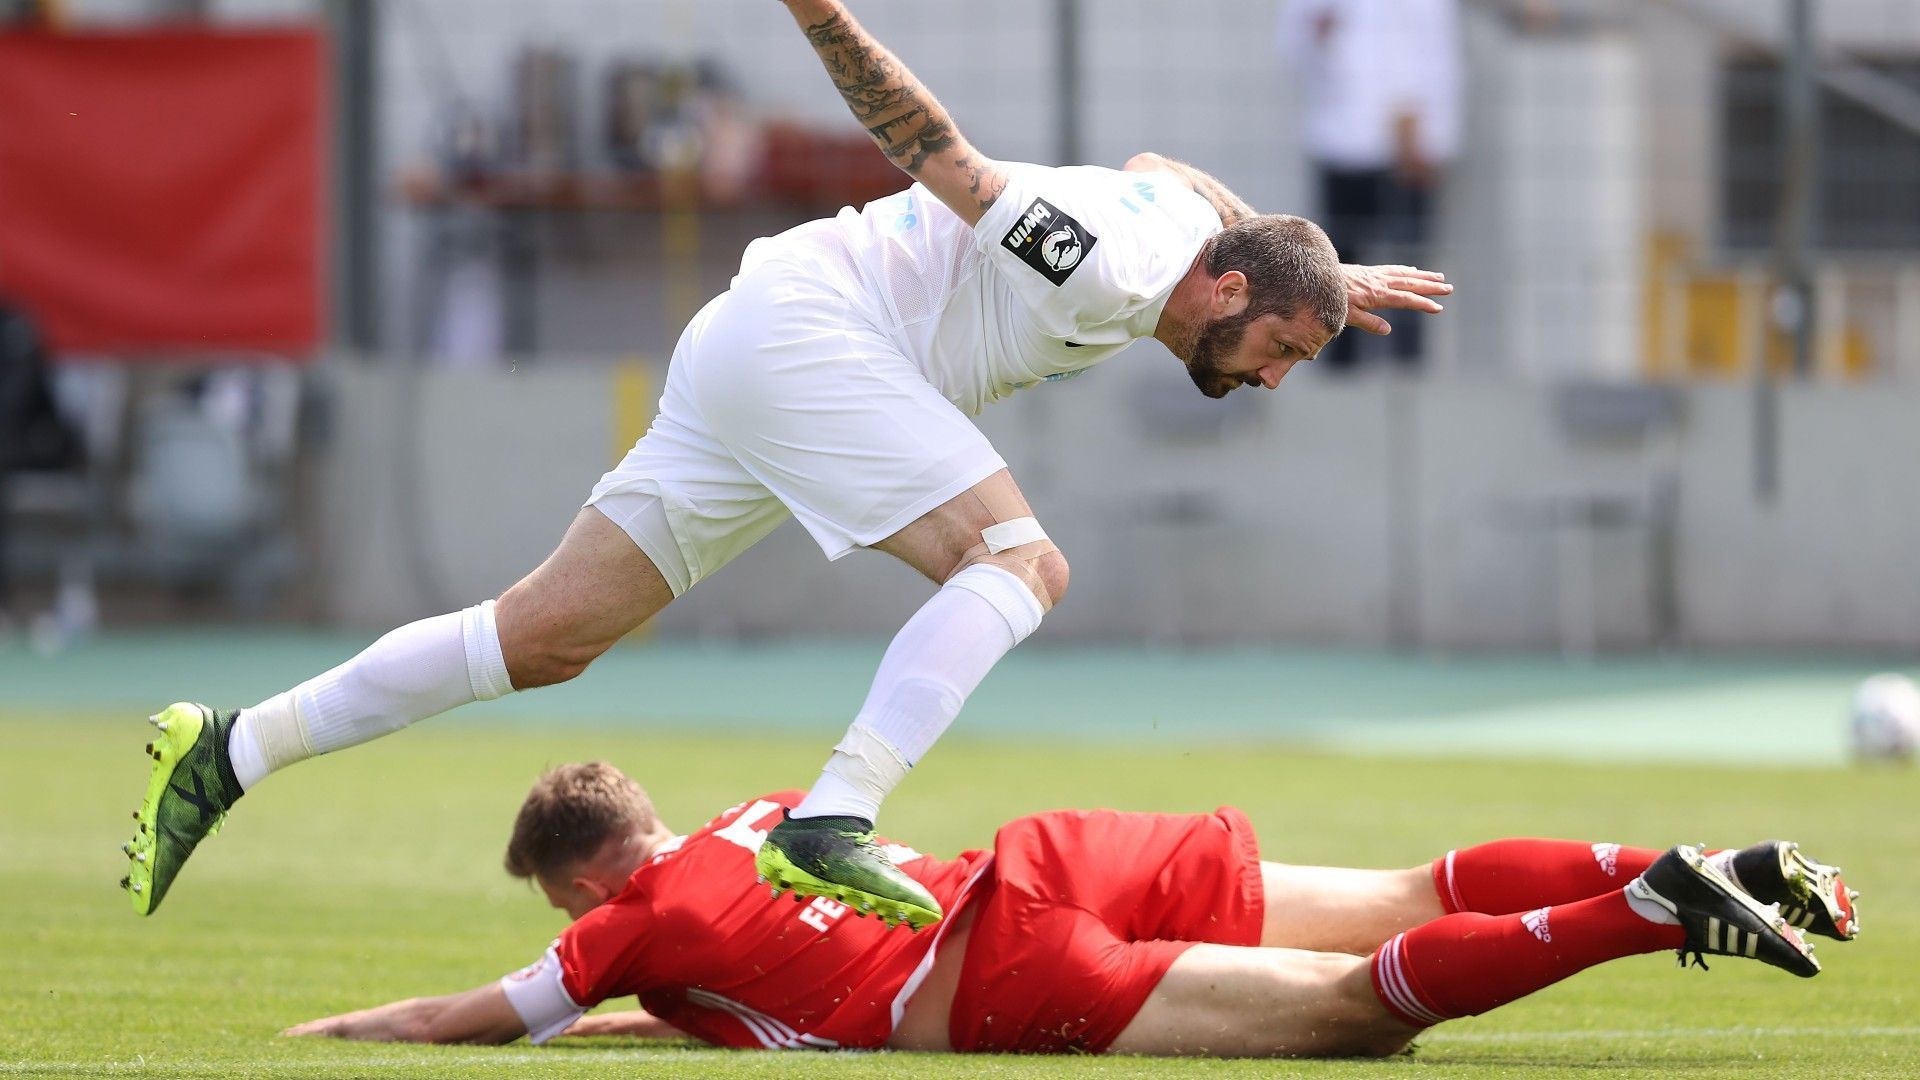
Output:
top-left (1211, 270), bottom-right (1249, 318)
top-left (572, 874), bottom-right (616, 904)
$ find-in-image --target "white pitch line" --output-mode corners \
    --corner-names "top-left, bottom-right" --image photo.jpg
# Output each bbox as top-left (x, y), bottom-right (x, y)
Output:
top-left (0, 1050), bottom-right (747, 1075)
top-left (1425, 1024), bottom-right (1920, 1044)
top-left (6, 1030), bottom-right (1918, 1073)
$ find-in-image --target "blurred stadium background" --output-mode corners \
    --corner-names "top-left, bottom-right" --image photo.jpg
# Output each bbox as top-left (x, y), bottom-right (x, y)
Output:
top-left (2, 0), bottom-right (1916, 752)
top-left (4, 1), bottom-right (1920, 1075)
top-left (0, 0), bottom-right (1912, 661)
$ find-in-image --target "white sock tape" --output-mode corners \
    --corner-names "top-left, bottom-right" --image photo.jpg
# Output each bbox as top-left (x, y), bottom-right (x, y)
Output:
top-left (251, 691), bottom-right (315, 775)
top-left (981, 516), bottom-right (1047, 555)
top-left (823, 721), bottom-right (913, 802)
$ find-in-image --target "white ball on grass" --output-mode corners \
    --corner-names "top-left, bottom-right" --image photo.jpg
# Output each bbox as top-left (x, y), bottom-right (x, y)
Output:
top-left (1850, 673), bottom-right (1920, 763)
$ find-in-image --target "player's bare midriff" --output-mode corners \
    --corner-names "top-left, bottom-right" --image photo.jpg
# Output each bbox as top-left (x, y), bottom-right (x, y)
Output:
top-left (884, 901), bottom-right (980, 1051)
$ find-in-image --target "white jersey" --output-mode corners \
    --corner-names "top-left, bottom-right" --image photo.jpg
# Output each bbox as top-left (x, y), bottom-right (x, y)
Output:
top-left (737, 162), bottom-right (1222, 416)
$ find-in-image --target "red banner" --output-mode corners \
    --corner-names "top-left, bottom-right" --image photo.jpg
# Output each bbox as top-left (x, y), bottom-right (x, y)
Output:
top-left (0, 29), bottom-right (325, 357)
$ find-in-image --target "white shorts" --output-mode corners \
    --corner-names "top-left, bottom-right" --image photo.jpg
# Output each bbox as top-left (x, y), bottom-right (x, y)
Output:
top-left (587, 257), bottom-right (1006, 596)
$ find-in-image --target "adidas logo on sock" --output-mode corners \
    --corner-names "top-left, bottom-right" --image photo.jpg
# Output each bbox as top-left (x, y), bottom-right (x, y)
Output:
top-left (1592, 842), bottom-right (1621, 877)
top-left (1522, 907), bottom-right (1553, 943)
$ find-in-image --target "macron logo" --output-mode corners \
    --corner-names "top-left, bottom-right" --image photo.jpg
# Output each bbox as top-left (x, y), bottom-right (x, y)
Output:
top-left (1522, 907), bottom-right (1553, 943)
top-left (1005, 201), bottom-right (1054, 250)
top-left (1592, 842), bottom-right (1621, 877)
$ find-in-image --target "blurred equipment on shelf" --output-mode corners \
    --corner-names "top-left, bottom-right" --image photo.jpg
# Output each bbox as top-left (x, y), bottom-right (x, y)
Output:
top-left (511, 44), bottom-right (580, 179)
top-left (604, 58), bottom-right (663, 173)
top-left (404, 48), bottom-right (905, 361)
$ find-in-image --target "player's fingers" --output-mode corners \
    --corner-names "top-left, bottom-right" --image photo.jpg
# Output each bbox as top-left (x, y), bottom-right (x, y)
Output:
top-left (1376, 272), bottom-right (1450, 295)
top-left (283, 1016), bottom-right (344, 1037)
top-left (1378, 290), bottom-right (1444, 313)
top-left (1381, 265), bottom-right (1449, 282)
top-left (1347, 309), bottom-right (1393, 335)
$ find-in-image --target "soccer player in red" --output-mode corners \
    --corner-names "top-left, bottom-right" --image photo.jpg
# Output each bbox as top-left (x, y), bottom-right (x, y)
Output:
top-left (287, 763), bottom-right (1858, 1057)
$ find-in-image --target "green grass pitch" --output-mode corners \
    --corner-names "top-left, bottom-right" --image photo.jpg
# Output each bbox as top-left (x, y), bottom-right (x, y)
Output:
top-left (3, 714), bottom-right (1916, 1078)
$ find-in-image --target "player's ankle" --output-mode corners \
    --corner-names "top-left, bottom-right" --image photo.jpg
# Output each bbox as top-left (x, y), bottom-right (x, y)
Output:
top-left (793, 758), bottom-right (886, 823)
top-left (781, 811), bottom-right (876, 833)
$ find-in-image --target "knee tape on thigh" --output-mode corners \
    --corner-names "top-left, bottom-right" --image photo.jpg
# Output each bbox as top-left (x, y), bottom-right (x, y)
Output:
top-left (980, 516), bottom-right (1048, 555)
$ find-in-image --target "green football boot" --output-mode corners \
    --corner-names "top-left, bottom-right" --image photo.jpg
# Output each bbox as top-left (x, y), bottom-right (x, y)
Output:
top-left (122, 703), bottom-right (244, 915)
top-left (756, 812), bottom-right (942, 931)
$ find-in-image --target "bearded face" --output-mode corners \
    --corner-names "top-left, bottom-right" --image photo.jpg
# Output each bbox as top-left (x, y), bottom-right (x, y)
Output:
top-left (1183, 307), bottom-right (1261, 399)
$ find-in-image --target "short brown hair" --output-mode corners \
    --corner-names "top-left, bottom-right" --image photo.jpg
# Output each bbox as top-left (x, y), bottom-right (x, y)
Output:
top-left (1203, 214), bottom-right (1347, 339)
top-left (503, 762), bottom-right (658, 881)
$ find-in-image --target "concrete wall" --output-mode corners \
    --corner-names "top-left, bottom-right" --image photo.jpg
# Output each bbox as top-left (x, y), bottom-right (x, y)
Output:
top-left (315, 355), bottom-right (1920, 651)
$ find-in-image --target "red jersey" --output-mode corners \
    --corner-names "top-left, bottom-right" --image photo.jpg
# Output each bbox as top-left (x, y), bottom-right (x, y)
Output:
top-left (530, 791), bottom-right (992, 1049)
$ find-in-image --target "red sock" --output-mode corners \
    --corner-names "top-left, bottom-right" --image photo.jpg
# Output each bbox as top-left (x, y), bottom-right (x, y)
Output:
top-left (1370, 889), bottom-right (1686, 1026)
top-left (1432, 838), bottom-right (1662, 914)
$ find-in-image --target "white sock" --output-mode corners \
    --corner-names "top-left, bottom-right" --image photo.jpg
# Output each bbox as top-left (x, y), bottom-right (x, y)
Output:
top-left (1707, 849), bottom-right (1742, 890)
top-left (227, 601), bottom-right (514, 790)
top-left (793, 565), bottom-right (1046, 822)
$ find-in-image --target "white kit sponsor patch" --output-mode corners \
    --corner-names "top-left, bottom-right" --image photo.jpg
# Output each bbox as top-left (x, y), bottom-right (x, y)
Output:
top-left (1001, 197), bottom-right (1097, 286)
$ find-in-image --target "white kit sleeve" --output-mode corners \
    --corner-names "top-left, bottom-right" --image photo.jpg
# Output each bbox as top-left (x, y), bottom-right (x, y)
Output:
top-left (499, 946), bottom-right (589, 1045)
top-left (975, 163), bottom-right (1218, 339)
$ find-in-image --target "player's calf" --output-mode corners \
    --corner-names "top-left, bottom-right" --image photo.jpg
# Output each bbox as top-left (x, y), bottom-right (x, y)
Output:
top-left (772, 515), bottom-right (1061, 927)
top-left (1366, 845), bottom-right (1816, 1037)
top-left (494, 584), bottom-right (654, 690)
top-left (495, 627), bottom-right (611, 690)
top-left (494, 506), bottom-right (678, 689)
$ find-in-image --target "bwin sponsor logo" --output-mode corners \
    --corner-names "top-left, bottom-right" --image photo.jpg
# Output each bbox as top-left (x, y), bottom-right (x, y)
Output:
top-left (1006, 201), bottom-right (1054, 248)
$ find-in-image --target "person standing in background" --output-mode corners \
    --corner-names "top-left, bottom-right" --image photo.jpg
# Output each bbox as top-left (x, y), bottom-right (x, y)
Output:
top-left (1279, 0), bottom-right (1461, 371)
top-left (0, 0), bottom-right (60, 26)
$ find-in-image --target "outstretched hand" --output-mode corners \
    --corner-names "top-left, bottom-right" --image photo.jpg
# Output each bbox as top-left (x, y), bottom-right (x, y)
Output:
top-left (281, 1012), bottom-right (355, 1039)
top-left (1342, 264), bottom-right (1451, 335)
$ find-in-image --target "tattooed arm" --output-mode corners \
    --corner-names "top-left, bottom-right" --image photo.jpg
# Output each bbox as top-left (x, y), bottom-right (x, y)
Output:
top-left (780, 0), bottom-right (1008, 226)
top-left (1123, 152), bottom-right (1257, 228)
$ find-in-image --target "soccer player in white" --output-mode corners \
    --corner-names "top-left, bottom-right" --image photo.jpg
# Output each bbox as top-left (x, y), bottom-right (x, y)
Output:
top-left (122, 0), bottom-right (1451, 926)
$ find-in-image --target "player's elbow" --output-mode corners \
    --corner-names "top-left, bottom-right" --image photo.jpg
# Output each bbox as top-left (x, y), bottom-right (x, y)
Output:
top-left (1124, 152), bottom-right (1169, 174)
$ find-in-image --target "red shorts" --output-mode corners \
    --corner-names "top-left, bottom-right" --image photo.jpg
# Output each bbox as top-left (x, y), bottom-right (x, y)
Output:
top-left (948, 807), bottom-right (1264, 1054)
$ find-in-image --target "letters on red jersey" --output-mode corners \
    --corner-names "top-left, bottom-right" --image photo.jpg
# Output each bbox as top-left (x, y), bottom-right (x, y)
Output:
top-left (552, 791), bottom-right (992, 1049)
